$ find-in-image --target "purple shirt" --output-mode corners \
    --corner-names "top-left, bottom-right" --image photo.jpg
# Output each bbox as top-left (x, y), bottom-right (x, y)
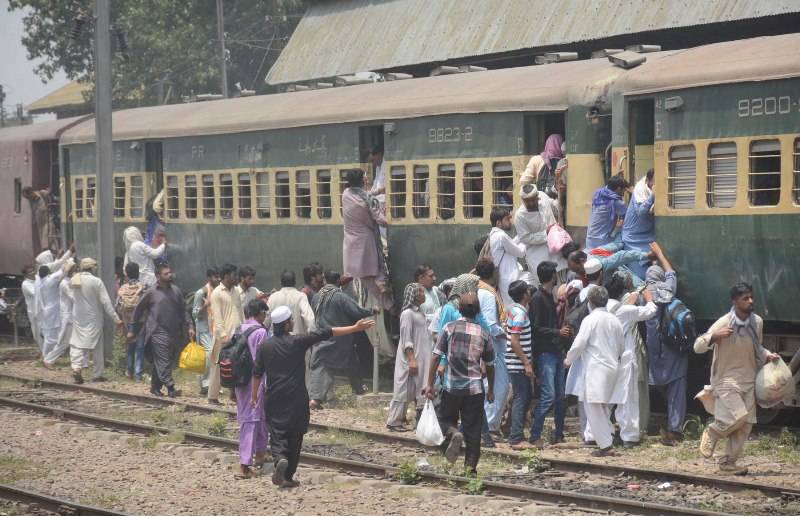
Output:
top-left (235, 319), bottom-right (268, 423)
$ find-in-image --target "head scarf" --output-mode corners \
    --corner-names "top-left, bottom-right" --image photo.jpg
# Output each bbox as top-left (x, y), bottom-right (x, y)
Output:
top-left (449, 273), bottom-right (479, 308)
top-left (123, 226), bottom-right (144, 253)
top-left (35, 250), bottom-right (54, 266)
top-left (402, 283), bottom-right (422, 311)
top-left (541, 134), bottom-right (565, 164)
top-left (633, 175), bottom-right (653, 204)
top-left (313, 282), bottom-right (341, 316)
top-left (645, 265), bottom-right (674, 304)
top-left (728, 306), bottom-right (759, 344)
top-left (592, 186), bottom-right (623, 223)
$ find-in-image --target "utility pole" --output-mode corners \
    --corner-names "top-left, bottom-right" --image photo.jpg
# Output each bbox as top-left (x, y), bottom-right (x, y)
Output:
top-left (94, 0), bottom-right (115, 359)
top-left (216, 0), bottom-right (228, 97)
top-left (0, 85), bottom-right (6, 127)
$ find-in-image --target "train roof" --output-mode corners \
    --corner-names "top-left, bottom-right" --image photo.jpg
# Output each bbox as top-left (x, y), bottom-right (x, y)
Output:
top-left (0, 116), bottom-right (86, 146)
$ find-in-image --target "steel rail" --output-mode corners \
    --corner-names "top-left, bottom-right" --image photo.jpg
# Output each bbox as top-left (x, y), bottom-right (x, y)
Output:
top-left (0, 482), bottom-right (131, 516)
top-left (0, 395), bottom-right (731, 516)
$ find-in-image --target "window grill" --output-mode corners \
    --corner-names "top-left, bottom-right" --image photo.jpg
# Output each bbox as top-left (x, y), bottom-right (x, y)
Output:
top-left (437, 164), bottom-right (456, 220)
top-left (220, 174), bottom-right (234, 219)
top-left (275, 171), bottom-right (290, 218)
top-left (238, 173), bottom-right (252, 219)
top-left (463, 163), bottom-right (484, 219)
top-left (255, 172), bottom-right (271, 219)
top-left (316, 170), bottom-right (332, 219)
top-left (748, 139), bottom-right (781, 206)
top-left (667, 145), bottom-right (696, 209)
top-left (113, 176), bottom-right (126, 217)
top-left (202, 174), bottom-right (216, 219)
top-left (296, 170), bottom-right (311, 218)
top-left (706, 142), bottom-right (737, 208)
top-left (184, 175), bottom-right (198, 219)
top-left (492, 162), bottom-right (514, 211)
top-left (389, 166), bottom-right (406, 219)
top-left (412, 165), bottom-right (430, 219)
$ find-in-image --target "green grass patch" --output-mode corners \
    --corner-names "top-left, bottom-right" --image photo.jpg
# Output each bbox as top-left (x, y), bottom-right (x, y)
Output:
top-left (128, 430), bottom-right (185, 449)
top-left (398, 462), bottom-right (420, 484)
top-left (745, 428), bottom-right (800, 464)
top-left (0, 455), bottom-right (43, 483)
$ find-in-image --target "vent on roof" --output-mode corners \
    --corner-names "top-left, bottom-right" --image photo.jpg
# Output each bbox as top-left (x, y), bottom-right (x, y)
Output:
top-left (194, 94), bottom-right (225, 102)
top-left (383, 72), bottom-right (413, 81)
top-left (285, 84), bottom-right (310, 92)
top-left (429, 65), bottom-right (486, 77)
top-left (626, 44), bottom-right (661, 53)
top-left (311, 82), bottom-right (334, 89)
top-left (591, 49), bottom-right (623, 59)
top-left (608, 51), bottom-right (646, 69)
top-left (534, 52), bottom-right (578, 65)
top-left (334, 75), bottom-right (374, 86)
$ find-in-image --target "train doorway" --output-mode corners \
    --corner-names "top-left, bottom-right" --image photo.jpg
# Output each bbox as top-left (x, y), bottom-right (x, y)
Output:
top-left (145, 141), bottom-right (164, 194)
top-left (627, 99), bottom-right (655, 183)
top-left (523, 113), bottom-right (565, 155)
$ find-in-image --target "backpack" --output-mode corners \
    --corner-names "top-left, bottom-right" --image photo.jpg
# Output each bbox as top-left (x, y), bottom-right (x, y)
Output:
top-left (218, 326), bottom-right (260, 388)
top-left (658, 298), bottom-right (697, 353)
top-left (565, 295), bottom-right (591, 334)
top-left (117, 282), bottom-right (144, 321)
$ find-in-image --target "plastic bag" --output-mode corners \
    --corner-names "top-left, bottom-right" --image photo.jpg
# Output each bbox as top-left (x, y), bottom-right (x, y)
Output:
top-left (755, 359), bottom-right (796, 408)
top-left (694, 385), bottom-right (715, 415)
top-left (416, 400), bottom-right (444, 446)
top-left (547, 224), bottom-right (572, 254)
top-left (178, 341), bottom-right (206, 374)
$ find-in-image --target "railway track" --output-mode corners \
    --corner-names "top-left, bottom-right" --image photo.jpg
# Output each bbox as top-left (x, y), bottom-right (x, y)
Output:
top-left (0, 483), bottom-right (130, 516)
top-left (1, 372), bottom-right (797, 503)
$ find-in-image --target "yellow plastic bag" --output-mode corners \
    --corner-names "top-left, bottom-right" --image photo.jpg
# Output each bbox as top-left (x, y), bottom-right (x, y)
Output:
top-left (178, 341), bottom-right (206, 374)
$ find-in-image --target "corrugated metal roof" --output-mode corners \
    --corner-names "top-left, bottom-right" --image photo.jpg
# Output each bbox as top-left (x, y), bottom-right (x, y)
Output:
top-left (0, 116), bottom-right (86, 146)
top-left (26, 81), bottom-right (90, 113)
top-left (266, 0), bottom-right (800, 85)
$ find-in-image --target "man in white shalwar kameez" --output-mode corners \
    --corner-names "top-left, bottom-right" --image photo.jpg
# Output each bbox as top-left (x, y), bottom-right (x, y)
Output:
top-left (37, 258), bottom-right (72, 367)
top-left (513, 184), bottom-right (567, 286)
top-left (565, 286), bottom-right (623, 456)
top-left (21, 266), bottom-right (41, 350)
top-left (30, 248), bottom-right (74, 353)
top-left (69, 258), bottom-right (122, 384)
top-left (123, 226), bottom-right (165, 289)
top-left (489, 208), bottom-right (525, 305)
top-left (44, 261), bottom-right (77, 366)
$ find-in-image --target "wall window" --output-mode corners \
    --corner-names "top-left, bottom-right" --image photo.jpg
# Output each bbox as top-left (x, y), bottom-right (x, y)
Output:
top-left (166, 175), bottom-right (180, 219)
top-left (238, 173), bottom-right (252, 219)
top-left (794, 138), bottom-right (800, 205)
top-left (316, 170), bottom-right (332, 219)
top-left (74, 178), bottom-right (84, 219)
top-left (749, 140), bottom-right (781, 206)
top-left (296, 170), bottom-right (311, 218)
top-left (492, 162), bottom-right (514, 211)
top-left (463, 163), bottom-right (483, 219)
top-left (202, 174), bottom-right (216, 219)
top-left (389, 166), bottom-right (406, 219)
top-left (706, 142), bottom-right (737, 208)
top-left (85, 177), bottom-right (96, 218)
top-left (184, 175), bottom-right (198, 219)
top-left (667, 144), bottom-right (696, 209)
top-left (14, 178), bottom-right (23, 214)
top-left (130, 175), bottom-right (144, 218)
top-left (437, 164), bottom-right (455, 220)
top-left (220, 173), bottom-right (234, 219)
top-left (412, 165), bottom-right (430, 219)
top-left (113, 176), bottom-right (126, 217)
top-left (255, 172), bottom-right (270, 219)
top-left (275, 171), bottom-right (290, 218)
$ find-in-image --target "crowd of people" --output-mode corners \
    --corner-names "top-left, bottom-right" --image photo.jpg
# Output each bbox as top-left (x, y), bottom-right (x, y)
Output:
top-left (16, 135), bottom-right (782, 483)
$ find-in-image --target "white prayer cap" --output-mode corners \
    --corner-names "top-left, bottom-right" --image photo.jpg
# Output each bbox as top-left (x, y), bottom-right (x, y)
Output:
top-left (584, 257), bottom-right (602, 275)
top-left (270, 305), bottom-right (292, 325)
top-left (520, 183), bottom-right (538, 200)
top-left (35, 250), bottom-right (54, 266)
top-left (79, 257), bottom-right (97, 271)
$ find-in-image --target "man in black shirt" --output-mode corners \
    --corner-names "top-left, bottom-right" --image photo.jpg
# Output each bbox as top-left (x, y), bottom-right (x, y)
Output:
top-left (251, 305), bottom-right (374, 488)
top-left (529, 261), bottom-right (572, 448)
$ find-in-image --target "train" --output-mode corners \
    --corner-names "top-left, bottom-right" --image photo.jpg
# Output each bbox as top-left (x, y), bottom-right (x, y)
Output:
top-left (1, 33), bottom-right (798, 415)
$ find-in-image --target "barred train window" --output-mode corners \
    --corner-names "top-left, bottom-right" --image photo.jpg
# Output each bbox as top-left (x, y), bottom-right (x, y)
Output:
top-left (794, 139), bottom-right (800, 205)
top-left (255, 172), bottom-right (270, 219)
top-left (275, 171), bottom-right (290, 218)
top-left (463, 163), bottom-right (483, 219)
top-left (389, 166), bottom-right (406, 219)
top-left (492, 162), bottom-right (514, 211)
top-left (749, 140), bottom-right (781, 206)
top-left (316, 170), bottom-right (332, 219)
top-left (437, 164), bottom-right (455, 220)
top-left (184, 175), bottom-right (198, 219)
top-left (113, 176), bottom-right (126, 217)
top-left (74, 178), bottom-right (84, 219)
top-left (412, 165), bottom-right (430, 219)
top-left (296, 170), bottom-right (311, 218)
top-left (85, 177), bottom-right (96, 218)
top-left (338, 169), bottom-right (353, 217)
top-left (706, 142), bottom-right (737, 208)
top-left (238, 173), bottom-right (252, 219)
top-left (667, 145), bottom-right (696, 209)
top-left (220, 173), bottom-right (233, 219)
top-left (14, 178), bottom-right (22, 214)
top-left (130, 175), bottom-right (144, 218)
top-left (166, 176), bottom-right (179, 219)
top-left (202, 174), bottom-right (215, 219)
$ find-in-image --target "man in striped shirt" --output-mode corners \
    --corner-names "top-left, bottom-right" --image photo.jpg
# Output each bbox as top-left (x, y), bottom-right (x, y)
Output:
top-left (505, 280), bottom-right (535, 450)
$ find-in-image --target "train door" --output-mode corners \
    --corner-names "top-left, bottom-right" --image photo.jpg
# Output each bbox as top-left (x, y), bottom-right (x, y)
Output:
top-left (31, 139), bottom-right (61, 251)
top-left (523, 113), bottom-right (565, 155)
top-left (61, 147), bottom-right (73, 245)
top-left (145, 141), bottom-right (164, 200)
top-left (627, 99), bottom-right (655, 183)
top-left (358, 124), bottom-right (384, 185)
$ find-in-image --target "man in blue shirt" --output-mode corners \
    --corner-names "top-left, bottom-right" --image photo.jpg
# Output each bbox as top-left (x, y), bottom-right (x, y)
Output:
top-left (586, 176), bottom-right (628, 249)
top-left (622, 170), bottom-right (656, 278)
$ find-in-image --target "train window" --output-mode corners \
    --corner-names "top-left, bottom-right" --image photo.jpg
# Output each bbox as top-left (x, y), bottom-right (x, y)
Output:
top-left (220, 173), bottom-right (234, 219)
top-left (316, 170), bottom-right (332, 219)
top-left (794, 138), bottom-right (800, 205)
top-left (748, 140), bottom-right (781, 206)
top-left (667, 145), bottom-right (696, 209)
top-left (184, 175), bottom-right (198, 219)
top-left (237, 173), bottom-right (252, 219)
top-left (85, 177), bottom-right (96, 218)
top-left (275, 171), bottom-right (290, 218)
top-left (74, 178), bottom-right (84, 219)
top-left (296, 170), bottom-right (311, 218)
top-left (255, 172), bottom-right (270, 219)
top-left (202, 174), bottom-right (216, 219)
top-left (166, 175), bottom-right (180, 219)
top-left (412, 165), bottom-right (430, 219)
top-left (130, 175), bottom-right (144, 218)
top-left (706, 142), bottom-right (737, 208)
top-left (337, 169), bottom-right (355, 217)
top-left (463, 163), bottom-right (484, 219)
top-left (437, 164), bottom-right (455, 220)
top-left (14, 178), bottom-right (22, 214)
top-left (113, 176), bottom-right (126, 218)
top-left (389, 166), bottom-right (406, 219)
top-left (492, 162), bottom-right (514, 211)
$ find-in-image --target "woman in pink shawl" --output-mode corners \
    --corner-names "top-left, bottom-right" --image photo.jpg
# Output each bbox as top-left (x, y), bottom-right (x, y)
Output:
top-left (521, 134), bottom-right (564, 198)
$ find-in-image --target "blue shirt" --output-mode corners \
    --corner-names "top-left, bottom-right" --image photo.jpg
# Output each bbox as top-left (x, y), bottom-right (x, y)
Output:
top-left (645, 271), bottom-right (688, 385)
top-left (437, 303), bottom-right (490, 334)
top-left (586, 192), bottom-right (627, 249)
top-left (622, 194), bottom-right (655, 252)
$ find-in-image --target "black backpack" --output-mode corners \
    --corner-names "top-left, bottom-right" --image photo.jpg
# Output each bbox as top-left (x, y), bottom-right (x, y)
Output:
top-left (658, 298), bottom-right (697, 353)
top-left (218, 326), bottom-right (260, 388)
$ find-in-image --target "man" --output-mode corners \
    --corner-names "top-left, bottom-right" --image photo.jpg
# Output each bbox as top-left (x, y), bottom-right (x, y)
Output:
top-left (116, 263), bottom-right (146, 380)
top-left (694, 283), bottom-right (780, 475)
top-left (37, 261), bottom-right (68, 367)
top-left (236, 266), bottom-right (266, 318)
top-left (252, 305), bottom-right (374, 488)
top-left (209, 263), bottom-right (243, 404)
top-left (488, 207), bottom-right (525, 306)
top-left (644, 242), bottom-right (686, 445)
top-left (122, 226), bottom-right (166, 289)
top-left (529, 261), bottom-right (573, 448)
top-left (131, 263), bottom-right (195, 397)
top-left (301, 262), bottom-right (324, 304)
top-left (33, 247), bottom-right (75, 355)
top-left (267, 270), bottom-right (315, 335)
top-left (69, 258), bottom-right (122, 384)
top-left (423, 292), bottom-right (494, 475)
top-left (621, 170), bottom-right (656, 278)
top-left (505, 280), bottom-right (534, 450)
top-left (236, 300), bottom-right (270, 478)
top-left (341, 169), bottom-right (393, 311)
top-left (309, 270), bottom-right (377, 408)
top-left (565, 244), bottom-right (654, 289)
top-left (585, 176), bottom-right (628, 249)
top-left (21, 265), bottom-right (40, 348)
top-left (193, 267), bottom-right (220, 395)
top-left (514, 184), bottom-right (566, 286)
top-left (565, 286), bottom-right (623, 457)
top-left (43, 260), bottom-right (77, 367)
top-left (22, 186), bottom-right (56, 252)
top-left (415, 265), bottom-right (442, 327)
